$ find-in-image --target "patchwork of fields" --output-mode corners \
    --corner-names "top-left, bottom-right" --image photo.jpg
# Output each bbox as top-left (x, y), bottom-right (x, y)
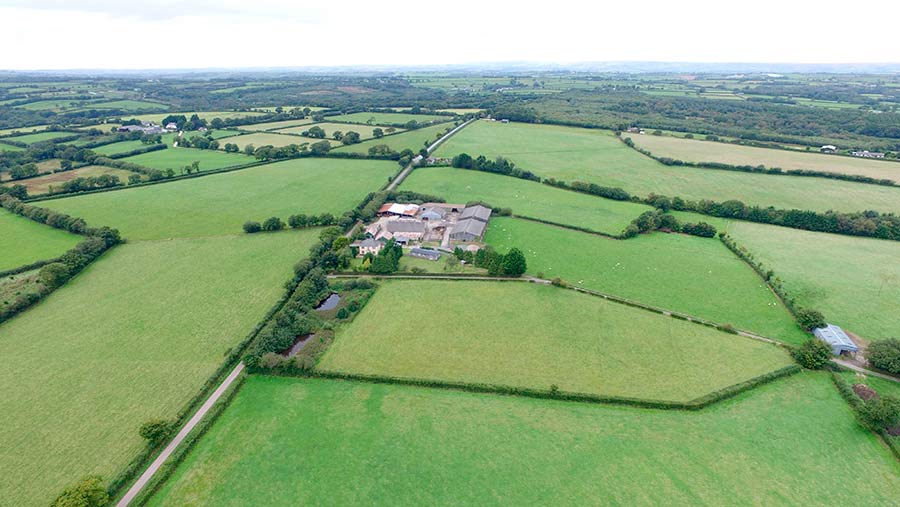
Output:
top-left (630, 133), bottom-right (900, 181)
top-left (0, 231), bottom-right (320, 507)
top-left (0, 208), bottom-right (82, 271)
top-left (319, 280), bottom-right (793, 402)
top-left (435, 120), bottom-right (900, 214)
top-left (326, 111), bottom-right (449, 125)
top-left (147, 374), bottom-right (900, 506)
top-left (334, 122), bottom-right (453, 154)
top-left (16, 165), bottom-right (135, 195)
top-left (121, 147), bottom-right (254, 173)
top-left (485, 217), bottom-right (808, 344)
top-left (41, 158), bottom-right (398, 240)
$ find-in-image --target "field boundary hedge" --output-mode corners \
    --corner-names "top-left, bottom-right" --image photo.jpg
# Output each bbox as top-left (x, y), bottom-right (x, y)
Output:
top-left (830, 372), bottom-right (900, 464)
top-left (718, 233), bottom-right (802, 320)
top-left (0, 256), bottom-right (62, 278)
top-left (270, 364), bottom-right (800, 411)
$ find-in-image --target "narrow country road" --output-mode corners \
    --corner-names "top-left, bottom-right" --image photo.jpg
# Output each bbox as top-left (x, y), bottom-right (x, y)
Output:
top-left (116, 362), bottom-right (245, 507)
top-left (385, 118), bottom-right (476, 191)
top-left (833, 358), bottom-right (900, 384)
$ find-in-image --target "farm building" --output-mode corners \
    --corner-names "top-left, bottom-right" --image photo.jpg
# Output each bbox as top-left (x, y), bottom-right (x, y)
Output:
top-left (851, 150), bottom-right (885, 159)
top-left (813, 324), bottom-right (859, 355)
top-left (450, 218), bottom-right (488, 242)
top-left (409, 247), bottom-right (441, 261)
top-left (418, 206), bottom-right (447, 221)
top-left (378, 203), bottom-right (419, 217)
top-left (351, 238), bottom-right (384, 257)
top-left (820, 145), bottom-right (837, 153)
top-left (460, 205), bottom-right (492, 223)
top-left (385, 220), bottom-right (426, 241)
top-left (422, 202), bottom-right (465, 213)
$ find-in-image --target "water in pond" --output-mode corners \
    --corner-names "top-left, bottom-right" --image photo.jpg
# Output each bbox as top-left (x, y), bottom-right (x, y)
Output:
top-left (315, 293), bottom-right (341, 311)
top-left (281, 334), bottom-right (314, 357)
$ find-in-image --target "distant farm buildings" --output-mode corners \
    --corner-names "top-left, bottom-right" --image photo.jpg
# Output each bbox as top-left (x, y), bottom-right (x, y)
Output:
top-left (117, 121), bottom-right (166, 135)
top-left (409, 247), bottom-right (441, 261)
top-left (813, 324), bottom-right (859, 355)
top-left (359, 202), bottom-right (493, 254)
top-left (819, 145), bottom-right (837, 153)
top-left (851, 150), bottom-right (885, 159)
top-left (385, 220), bottom-right (426, 241)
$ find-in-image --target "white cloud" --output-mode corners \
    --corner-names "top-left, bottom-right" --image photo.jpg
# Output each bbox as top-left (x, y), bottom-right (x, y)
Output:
top-left (0, 0), bottom-right (898, 70)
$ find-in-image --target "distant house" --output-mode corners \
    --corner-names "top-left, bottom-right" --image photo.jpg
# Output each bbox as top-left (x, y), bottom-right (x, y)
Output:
top-left (165, 122), bottom-right (178, 131)
top-left (851, 150), bottom-right (885, 159)
top-left (820, 145), bottom-right (837, 153)
top-left (351, 238), bottom-right (384, 257)
top-left (813, 324), bottom-right (859, 355)
top-left (386, 220), bottom-right (426, 241)
top-left (409, 247), bottom-right (441, 261)
top-left (460, 205), bottom-right (492, 223)
top-left (449, 218), bottom-right (487, 242)
top-left (419, 206), bottom-right (447, 221)
top-left (500, 119), bottom-right (510, 123)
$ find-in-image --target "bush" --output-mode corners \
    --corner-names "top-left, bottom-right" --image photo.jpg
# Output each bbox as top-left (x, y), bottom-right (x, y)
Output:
top-left (262, 216), bottom-right (286, 232)
top-left (501, 247), bottom-right (527, 277)
top-left (716, 323), bottom-right (738, 334)
top-left (792, 339), bottom-right (832, 369)
top-left (796, 308), bottom-right (826, 330)
top-left (867, 339), bottom-right (900, 374)
top-left (336, 307), bottom-right (349, 319)
top-left (859, 395), bottom-right (900, 432)
top-left (51, 475), bottom-right (109, 507)
top-left (242, 221), bottom-right (261, 233)
top-left (681, 222), bottom-right (717, 238)
top-left (139, 419), bottom-right (175, 446)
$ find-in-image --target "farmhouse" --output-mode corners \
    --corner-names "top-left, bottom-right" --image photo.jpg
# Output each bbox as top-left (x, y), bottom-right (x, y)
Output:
top-left (813, 324), bottom-right (859, 355)
top-left (385, 220), bottom-right (426, 241)
top-left (409, 247), bottom-right (441, 261)
top-left (165, 122), bottom-right (178, 131)
top-left (851, 150), bottom-right (885, 159)
top-left (351, 238), bottom-right (384, 257)
top-left (450, 217), bottom-right (488, 242)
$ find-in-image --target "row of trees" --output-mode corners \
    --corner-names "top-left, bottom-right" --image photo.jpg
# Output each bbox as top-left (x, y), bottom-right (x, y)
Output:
top-left (243, 213), bottom-right (340, 233)
top-left (451, 153), bottom-right (539, 181)
top-left (361, 240), bottom-right (403, 274)
top-left (48, 174), bottom-right (122, 195)
top-left (621, 210), bottom-right (717, 239)
top-left (453, 246), bottom-right (527, 277)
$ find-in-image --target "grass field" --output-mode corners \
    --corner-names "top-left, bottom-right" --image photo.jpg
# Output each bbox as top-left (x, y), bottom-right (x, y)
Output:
top-left (485, 217), bottom-right (808, 344)
top-left (726, 221), bottom-right (900, 342)
top-left (0, 142), bottom-right (25, 152)
top-left (334, 122), bottom-right (453, 154)
top-left (0, 209), bottom-right (82, 271)
top-left (0, 230), bottom-right (320, 507)
top-left (435, 121), bottom-right (900, 214)
top-left (90, 139), bottom-right (149, 156)
top-left (147, 373), bottom-right (900, 506)
top-left (0, 124), bottom-right (49, 136)
top-left (216, 132), bottom-right (331, 151)
top-left (121, 147), bottom-right (254, 172)
top-left (16, 165), bottom-right (135, 195)
top-left (8, 131), bottom-right (75, 145)
top-left (402, 167), bottom-right (652, 234)
top-left (274, 121), bottom-right (403, 140)
top-left (42, 158), bottom-right (398, 240)
top-left (630, 134), bottom-right (900, 181)
top-left (70, 99), bottom-right (167, 112)
top-left (238, 118), bottom-right (314, 132)
top-left (319, 280), bottom-right (793, 402)
top-left (326, 112), bottom-right (448, 125)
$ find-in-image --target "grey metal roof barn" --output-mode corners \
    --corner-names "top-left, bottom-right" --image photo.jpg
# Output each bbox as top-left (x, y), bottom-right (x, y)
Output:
top-left (460, 205), bottom-right (492, 223)
top-left (409, 247), bottom-right (441, 261)
top-left (386, 221), bottom-right (426, 234)
top-left (813, 324), bottom-right (858, 355)
top-left (450, 218), bottom-right (487, 242)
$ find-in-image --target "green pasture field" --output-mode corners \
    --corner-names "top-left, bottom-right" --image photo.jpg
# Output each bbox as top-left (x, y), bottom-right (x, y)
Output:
top-left (319, 280), bottom-right (793, 402)
top-left (42, 158), bottom-right (398, 240)
top-left (437, 108), bottom-right (483, 114)
top-left (9, 131), bottom-right (75, 145)
top-left (334, 122), bottom-right (453, 154)
top-left (217, 132), bottom-right (332, 151)
top-left (121, 147), bottom-right (254, 173)
top-left (402, 167), bottom-right (652, 235)
top-left (0, 124), bottom-right (49, 136)
top-left (90, 139), bottom-right (148, 156)
top-left (17, 165), bottom-right (135, 195)
top-left (0, 231), bottom-right (319, 507)
top-left (0, 209), bottom-right (82, 271)
top-left (435, 121), bottom-right (900, 214)
top-left (839, 371), bottom-right (900, 400)
top-left (131, 111), bottom-right (266, 124)
top-left (274, 121), bottom-right (403, 140)
top-left (238, 118), bottom-right (314, 132)
top-left (0, 143), bottom-right (25, 153)
top-left (163, 129), bottom-right (241, 146)
top-left (485, 217), bottom-right (807, 344)
top-left (254, 105), bottom-right (327, 112)
top-left (630, 134), bottom-right (900, 182)
top-left (725, 221), bottom-right (900, 342)
top-left (74, 123), bottom-right (122, 132)
top-left (15, 99), bottom-right (99, 111)
top-left (147, 373), bottom-right (900, 506)
top-left (326, 112), bottom-right (449, 125)
top-left (70, 99), bottom-right (168, 112)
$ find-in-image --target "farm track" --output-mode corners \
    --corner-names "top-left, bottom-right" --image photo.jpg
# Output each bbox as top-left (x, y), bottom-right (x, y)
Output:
top-left (386, 118), bottom-right (475, 191)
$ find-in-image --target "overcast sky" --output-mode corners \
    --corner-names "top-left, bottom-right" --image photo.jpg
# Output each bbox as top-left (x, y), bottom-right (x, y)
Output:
top-left (1, 0), bottom-right (899, 70)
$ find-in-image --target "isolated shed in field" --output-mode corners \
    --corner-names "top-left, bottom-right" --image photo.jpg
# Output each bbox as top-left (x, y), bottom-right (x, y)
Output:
top-left (813, 324), bottom-right (858, 355)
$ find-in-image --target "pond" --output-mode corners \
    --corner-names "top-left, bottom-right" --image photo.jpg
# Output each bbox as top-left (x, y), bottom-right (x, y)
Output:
top-left (315, 293), bottom-right (341, 311)
top-left (281, 334), bottom-right (314, 357)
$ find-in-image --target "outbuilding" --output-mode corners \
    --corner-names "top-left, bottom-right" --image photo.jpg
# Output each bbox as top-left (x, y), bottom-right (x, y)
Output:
top-left (450, 218), bottom-right (487, 242)
top-left (813, 324), bottom-right (859, 355)
top-left (409, 247), bottom-right (441, 261)
top-left (460, 205), bottom-right (492, 223)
